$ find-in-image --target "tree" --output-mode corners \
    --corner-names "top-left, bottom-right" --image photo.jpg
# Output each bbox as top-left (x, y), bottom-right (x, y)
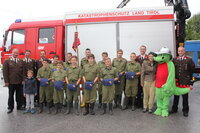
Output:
top-left (185, 13), bottom-right (200, 40)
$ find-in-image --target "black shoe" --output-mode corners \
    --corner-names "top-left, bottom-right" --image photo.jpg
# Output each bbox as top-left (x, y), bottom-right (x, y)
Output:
top-left (101, 103), bottom-right (107, 115)
top-left (65, 102), bottom-right (71, 115)
top-left (183, 112), bottom-right (188, 117)
top-left (131, 97), bottom-right (136, 111)
top-left (169, 110), bottom-right (178, 114)
top-left (75, 102), bottom-right (79, 116)
top-left (17, 106), bottom-right (24, 110)
top-left (109, 103), bottom-right (113, 115)
top-left (47, 102), bottom-right (51, 114)
top-left (113, 95), bottom-right (118, 109)
top-left (90, 103), bottom-right (95, 115)
top-left (7, 109), bottom-right (13, 114)
top-left (98, 95), bottom-right (102, 109)
top-left (83, 103), bottom-right (89, 116)
top-left (54, 104), bottom-right (58, 114)
top-left (38, 103), bottom-right (43, 114)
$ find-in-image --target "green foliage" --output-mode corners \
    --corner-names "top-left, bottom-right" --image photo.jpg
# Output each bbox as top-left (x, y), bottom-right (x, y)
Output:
top-left (186, 13), bottom-right (200, 40)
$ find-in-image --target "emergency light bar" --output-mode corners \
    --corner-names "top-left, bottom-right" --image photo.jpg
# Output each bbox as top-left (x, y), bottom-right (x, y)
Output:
top-left (15, 19), bottom-right (22, 23)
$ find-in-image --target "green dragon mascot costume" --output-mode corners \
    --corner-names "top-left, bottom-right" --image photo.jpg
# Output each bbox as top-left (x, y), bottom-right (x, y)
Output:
top-left (154, 47), bottom-right (192, 117)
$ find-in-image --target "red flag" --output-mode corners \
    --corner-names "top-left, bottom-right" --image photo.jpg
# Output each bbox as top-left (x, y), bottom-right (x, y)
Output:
top-left (72, 32), bottom-right (80, 52)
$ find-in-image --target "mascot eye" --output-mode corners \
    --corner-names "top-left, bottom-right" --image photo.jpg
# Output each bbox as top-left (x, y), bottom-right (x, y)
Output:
top-left (162, 56), bottom-right (165, 59)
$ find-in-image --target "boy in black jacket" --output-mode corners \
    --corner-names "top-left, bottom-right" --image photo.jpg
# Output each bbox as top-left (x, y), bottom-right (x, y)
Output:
top-left (23, 70), bottom-right (37, 114)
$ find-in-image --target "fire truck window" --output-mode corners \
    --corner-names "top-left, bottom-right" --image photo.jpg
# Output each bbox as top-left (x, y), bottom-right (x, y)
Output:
top-left (13, 30), bottom-right (25, 45)
top-left (39, 28), bottom-right (54, 44)
top-left (5, 31), bottom-right (12, 51)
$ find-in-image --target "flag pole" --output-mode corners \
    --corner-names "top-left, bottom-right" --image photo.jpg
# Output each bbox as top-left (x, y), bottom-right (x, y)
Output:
top-left (75, 22), bottom-right (80, 66)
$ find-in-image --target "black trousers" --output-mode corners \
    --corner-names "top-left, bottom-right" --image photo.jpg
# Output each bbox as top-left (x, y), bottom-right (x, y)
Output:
top-left (172, 93), bottom-right (189, 113)
top-left (135, 77), bottom-right (143, 107)
top-left (35, 80), bottom-right (40, 102)
top-left (8, 84), bottom-right (23, 110)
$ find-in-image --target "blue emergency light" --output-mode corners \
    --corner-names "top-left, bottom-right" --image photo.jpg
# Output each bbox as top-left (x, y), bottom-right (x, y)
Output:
top-left (15, 19), bottom-right (22, 23)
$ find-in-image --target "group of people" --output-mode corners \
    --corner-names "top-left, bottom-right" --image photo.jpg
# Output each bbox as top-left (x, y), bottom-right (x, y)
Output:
top-left (3, 45), bottom-right (195, 117)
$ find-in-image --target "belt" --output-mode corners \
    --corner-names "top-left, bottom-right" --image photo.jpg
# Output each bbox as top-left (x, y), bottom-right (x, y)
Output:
top-left (69, 80), bottom-right (78, 84)
top-left (70, 80), bottom-right (78, 82)
top-left (86, 80), bottom-right (93, 82)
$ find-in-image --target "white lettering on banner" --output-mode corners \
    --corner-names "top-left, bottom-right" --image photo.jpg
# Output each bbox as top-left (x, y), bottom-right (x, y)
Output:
top-left (38, 46), bottom-right (44, 50)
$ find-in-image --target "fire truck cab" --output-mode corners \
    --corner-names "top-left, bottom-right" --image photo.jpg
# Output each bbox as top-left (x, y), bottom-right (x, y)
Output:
top-left (1, 20), bottom-right (64, 63)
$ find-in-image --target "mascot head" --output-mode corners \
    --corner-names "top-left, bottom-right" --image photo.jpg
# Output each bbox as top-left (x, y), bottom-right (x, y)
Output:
top-left (154, 47), bottom-right (172, 64)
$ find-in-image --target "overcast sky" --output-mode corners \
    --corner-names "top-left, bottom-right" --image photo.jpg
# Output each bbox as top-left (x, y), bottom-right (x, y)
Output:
top-left (0, 0), bottom-right (200, 44)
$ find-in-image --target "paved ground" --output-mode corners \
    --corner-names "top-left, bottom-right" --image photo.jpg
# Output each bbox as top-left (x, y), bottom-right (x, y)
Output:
top-left (0, 79), bottom-right (200, 133)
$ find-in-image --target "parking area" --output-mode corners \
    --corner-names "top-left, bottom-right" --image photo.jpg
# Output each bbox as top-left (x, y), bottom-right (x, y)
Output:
top-left (0, 80), bottom-right (199, 133)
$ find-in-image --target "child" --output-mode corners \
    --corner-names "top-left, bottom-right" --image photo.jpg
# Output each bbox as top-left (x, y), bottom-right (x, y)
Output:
top-left (37, 59), bottom-right (52, 114)
top-left (52, 61), bottom-right (66, 114)
top-left (100, 58), bottom-right (118, 115)
top-left (23, 70), bottom-right (37, 114)
top-left (65, 56), bottom-right (82, 115)
top-left (122, 52), bottom-right (141, 111)
top-left (82, 54), bottom-right (99, 115)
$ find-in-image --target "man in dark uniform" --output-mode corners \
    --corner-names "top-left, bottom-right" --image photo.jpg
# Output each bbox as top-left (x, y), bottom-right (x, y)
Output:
top-left (3, 48), bottom-right (24, 113)
top-left (170, 46), bottom-right (195, 117)
top-left (22, 50), bottom-right (36, 78)
top-left (135, 45), bottom-right (148, 108)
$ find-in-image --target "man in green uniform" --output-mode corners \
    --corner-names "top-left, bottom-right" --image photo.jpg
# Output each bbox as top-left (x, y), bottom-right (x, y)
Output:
top-left (49, 55), bottom-right (60, 105)
top-left (112, 49), bottom-right (127, 109)
top-left (82, 54), bottom-right (99, 115)
top-left (80, 48), bottom-right (96, 107)
top-left (65, 56), bottom-right (82, 115)
top-left (52, 61), bottom-right (66, 114)
top-left (81, 48), bottom-right (92, 68)
top-left (63, 52), bottom-right (72, 107)
top-left (37, 59), bottom-right (52, 114)
top-left (97, 52), bottom-right (108, 108)
top-left (100, 58), bottom-right (118, 115)
top-left (122, 53), bottom-right (141, 111)
top-left (64, 52), bottom-right (72, 69)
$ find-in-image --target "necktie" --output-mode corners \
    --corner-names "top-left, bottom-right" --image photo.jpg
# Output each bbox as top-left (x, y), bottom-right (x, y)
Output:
top-left (181, 57), bottom-right (183, 61)
top-left (15, 58), bottom-right (17, 63)
top-left (26, 58), bottom-right (29, 63)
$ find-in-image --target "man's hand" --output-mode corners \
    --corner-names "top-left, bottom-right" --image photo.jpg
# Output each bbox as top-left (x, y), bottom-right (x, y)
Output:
top-left (5, 83), bottom-right (9, 87)
top-left (24, 93), bottom-right (26, 97)
top-left (120, 72), bottom-right (125, 75)
top-left (136, 72), bottom-right (141, 75)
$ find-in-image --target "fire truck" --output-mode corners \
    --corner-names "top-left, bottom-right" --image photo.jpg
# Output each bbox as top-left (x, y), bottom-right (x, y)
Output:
top-left (0, 0), bottom-right (191, 63)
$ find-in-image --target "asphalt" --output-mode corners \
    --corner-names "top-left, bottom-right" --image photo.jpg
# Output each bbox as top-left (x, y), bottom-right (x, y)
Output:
top-left (0, 79), bottom-right (200, 133)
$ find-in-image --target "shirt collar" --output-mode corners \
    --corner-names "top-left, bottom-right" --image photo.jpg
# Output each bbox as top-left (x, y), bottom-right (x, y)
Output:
top-left (130, 61), bottom-right (136, 64)
top-left (106, 66), bottom-right (112, 70)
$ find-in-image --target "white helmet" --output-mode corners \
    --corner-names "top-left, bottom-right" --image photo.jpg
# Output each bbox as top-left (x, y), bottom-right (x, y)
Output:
top-left (155, 47), bottom-right (172, 55)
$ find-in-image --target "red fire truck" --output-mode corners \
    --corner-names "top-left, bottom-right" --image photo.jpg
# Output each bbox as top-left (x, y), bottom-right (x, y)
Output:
top-left (1, 6), bottom-right (177, 63)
